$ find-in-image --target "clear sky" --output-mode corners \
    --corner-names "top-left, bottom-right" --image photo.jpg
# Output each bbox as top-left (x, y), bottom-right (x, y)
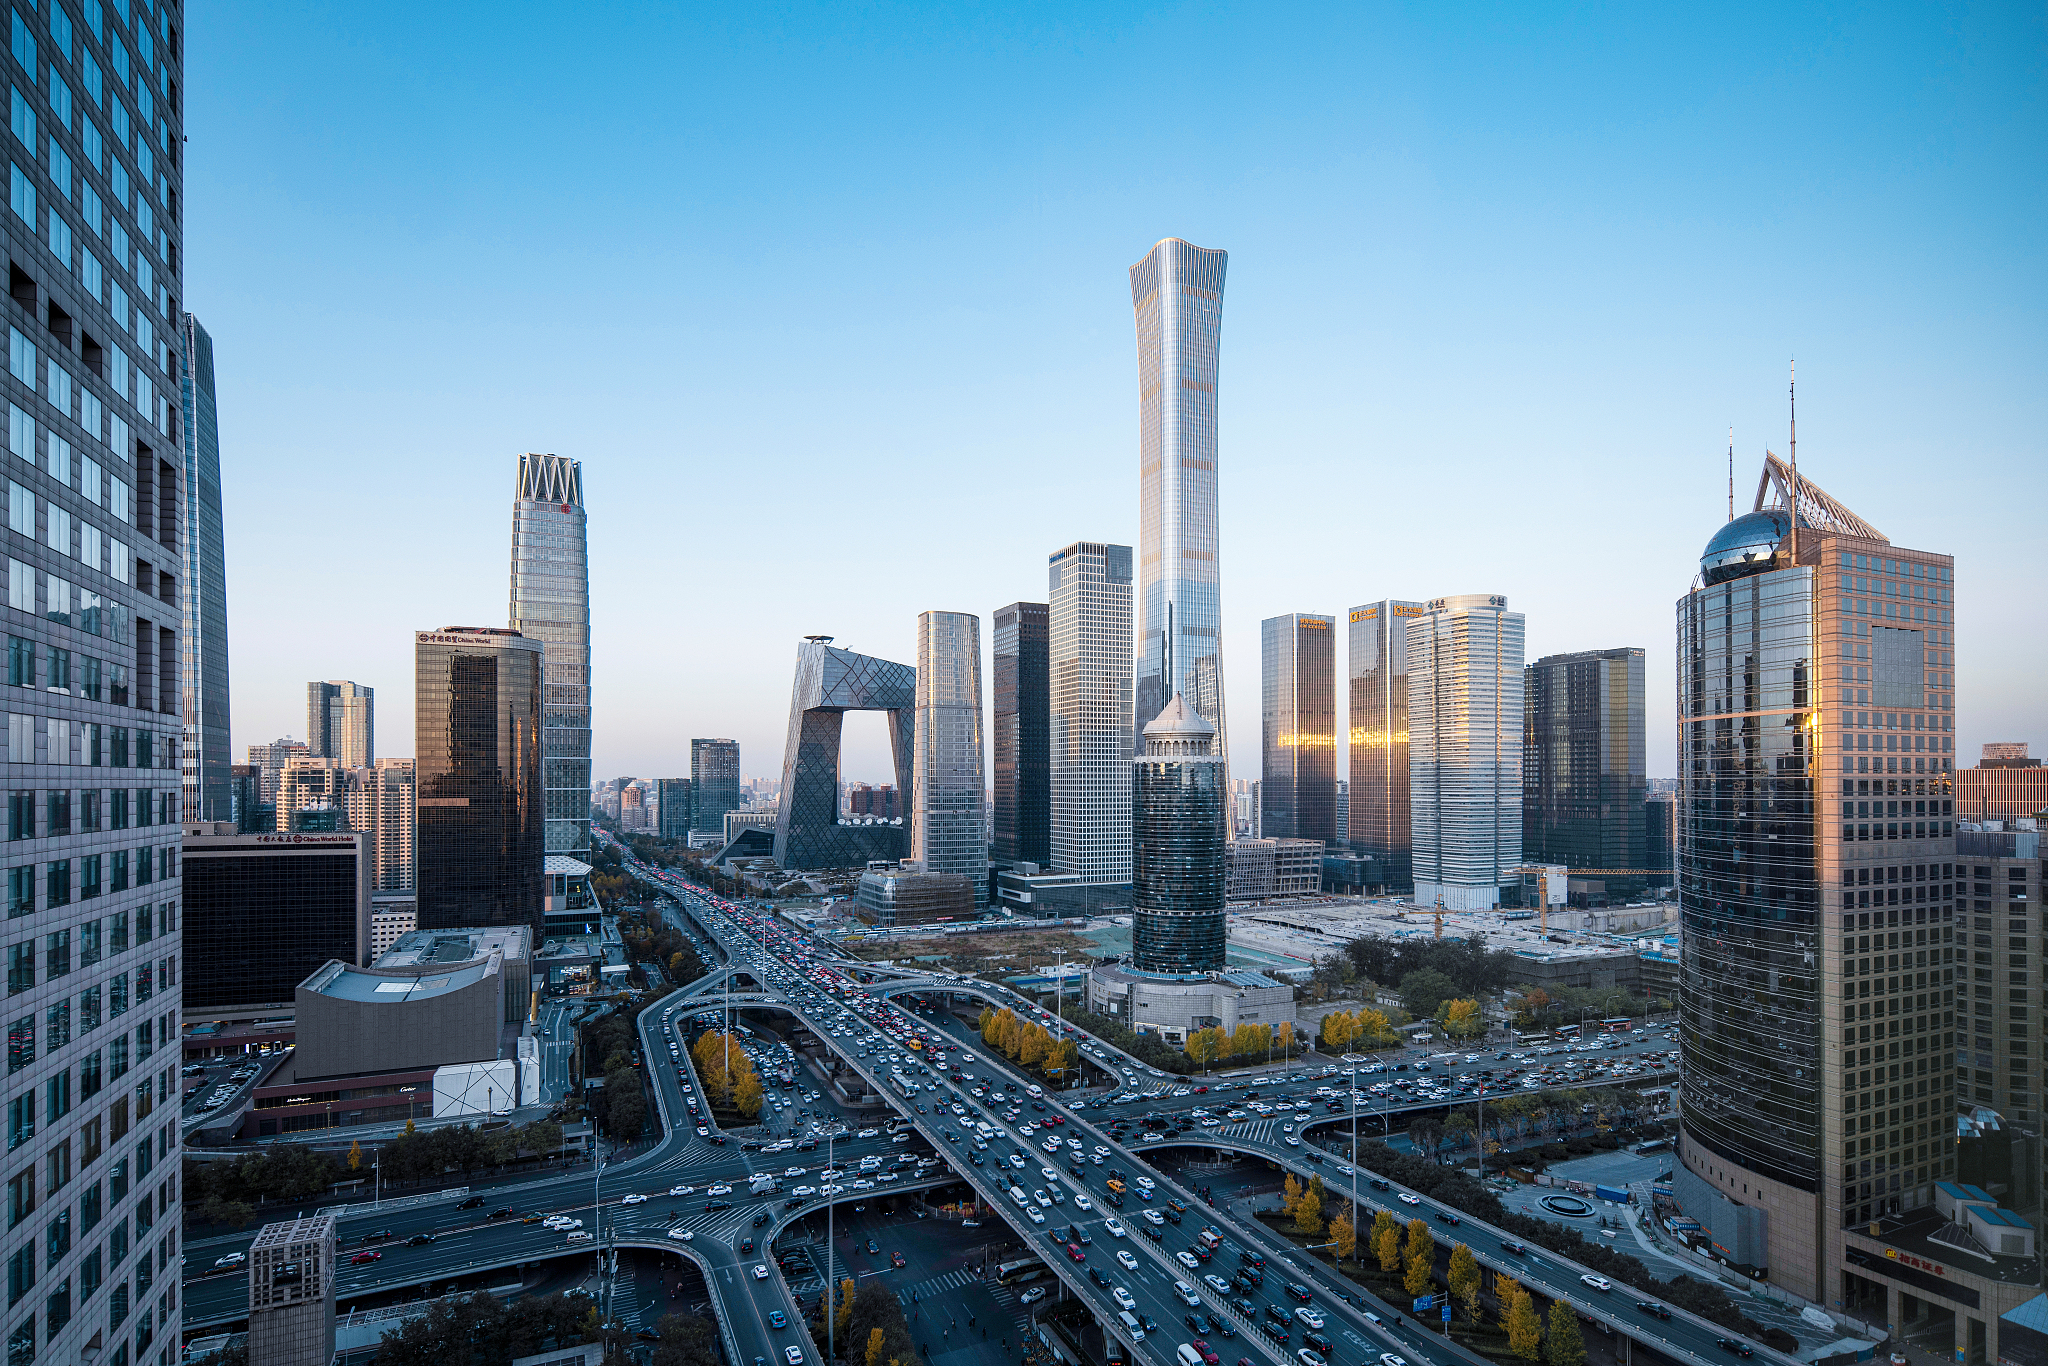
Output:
top-left (189, 2), bottom-right (2045, 787)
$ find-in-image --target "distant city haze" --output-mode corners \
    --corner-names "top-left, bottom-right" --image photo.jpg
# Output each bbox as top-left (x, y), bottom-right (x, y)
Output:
top-left (200, 6), bottom-right (2045, 784)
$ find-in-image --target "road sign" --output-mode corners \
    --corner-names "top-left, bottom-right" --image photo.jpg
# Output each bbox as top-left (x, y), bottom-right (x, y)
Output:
top-left (1442, 1305), bottom-right (1452, 1323)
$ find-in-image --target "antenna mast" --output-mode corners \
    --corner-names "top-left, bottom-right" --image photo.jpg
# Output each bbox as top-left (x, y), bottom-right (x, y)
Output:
top-left (1727, 427), bottom-right (1734, 522)
top-left (1788, 360), bottom-right (1799, 565)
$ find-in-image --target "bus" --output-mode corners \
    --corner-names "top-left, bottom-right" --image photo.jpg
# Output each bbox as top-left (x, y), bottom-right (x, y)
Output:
top-left (1601, 1018), bottom-right (1633, 1033)
top-left (1514, 1032), bottom-right (1551, 1047)
top-left (995, 1257), bottom-right (1047, 1287)
top-left (1554, 1025), bottom-right (1581, 1039)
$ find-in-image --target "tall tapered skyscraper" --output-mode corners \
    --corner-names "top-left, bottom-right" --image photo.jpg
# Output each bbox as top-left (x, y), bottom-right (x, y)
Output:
top-left (180, 314), bottom-right (233, 823)
top-left (1131, 240), bottom-right (1229, 768)
top-left (510, 454), bottom-right (591, 864)
top-left (912, 611), bottom-right (988, 905)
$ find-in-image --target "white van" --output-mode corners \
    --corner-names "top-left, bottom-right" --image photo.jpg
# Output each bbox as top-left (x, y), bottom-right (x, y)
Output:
top-left (1025, 1084), bottom-right (1044, 1099)
top-left (1118, 1311), bottom-right (1145, 1341)
top-left (1177, 1345), bottom-right (1205, 1366)
top-left (1008, 1186), bottom-right (1029, 1206)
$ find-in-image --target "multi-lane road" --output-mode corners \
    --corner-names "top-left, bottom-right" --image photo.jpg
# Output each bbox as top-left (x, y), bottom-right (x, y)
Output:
top-left (182, 850), bottom-right (1784, 1366)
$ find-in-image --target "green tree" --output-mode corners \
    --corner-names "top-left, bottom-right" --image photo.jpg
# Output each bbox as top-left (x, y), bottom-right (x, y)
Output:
top-left (1546, 1301), bottom-right (1585, 1366)
top-left (1399, 968), bottom-right (1460, 1021)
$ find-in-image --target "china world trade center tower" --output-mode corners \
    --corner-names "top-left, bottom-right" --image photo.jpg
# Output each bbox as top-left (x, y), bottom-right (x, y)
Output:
top-left (1131, 240), bottom-right (1229, 771)
top-left (510, 454), bottom-right (591, 865)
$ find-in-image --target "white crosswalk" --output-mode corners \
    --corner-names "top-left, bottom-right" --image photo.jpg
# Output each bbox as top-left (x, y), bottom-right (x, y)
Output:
top-left (1218, 1120), bottom-right (1278, 1144)
top-left (894, 1266), bottom-right (982, 1305)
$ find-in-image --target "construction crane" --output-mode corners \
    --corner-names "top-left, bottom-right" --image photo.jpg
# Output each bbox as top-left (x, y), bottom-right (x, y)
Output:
top-left (1504, 865), bottom-right (1664, 936)
top-left (1434, 892), bottom-right (1446, 940)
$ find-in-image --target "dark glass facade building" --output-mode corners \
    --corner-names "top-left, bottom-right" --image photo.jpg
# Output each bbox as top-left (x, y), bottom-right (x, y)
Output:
top-left (690, 739), bottom-right (741, 838)
top-left (415, 628), bottom-right (545, 933)
top-left (1260, 613), bottom-right (1337, 843)
top-left (1675, 461), bottom-right (1961, 1304)
top-left (992, 601), bottom-right (1050, 866)
top-left (1131, 696), bottom-right (1226, 972)
top-left (1347, 600), bottom-right (1423, 889)
top-left (182, 829), bottom-right (369, 1013)
top-left (1522, 647), bottom-right (1647, 891)
top-left (657, 777), bottom-right (692, 840)
top-left (180, 314), bottom-right (234, 823)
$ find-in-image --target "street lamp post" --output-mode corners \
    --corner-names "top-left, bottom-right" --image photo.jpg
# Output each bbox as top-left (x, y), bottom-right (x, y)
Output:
top-left (822, 1121), bottom-right (847, 1362)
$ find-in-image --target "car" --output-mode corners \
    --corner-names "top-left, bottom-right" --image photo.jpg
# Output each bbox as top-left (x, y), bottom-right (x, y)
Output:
top-left (1501, 1240), bottom-right (1526, 1256)
top-left (1190, 1344), bottom-right (1220, 1366)
top-left (707, 1183), bottom-right (734, 1196)
top-left (669, 1228), bottom-right (694, 1241)
top-left (1186, 1314), bottom-right (1215, 1335)
top-left (1117, 1250), bottom-right (1140, 1271)
top-left (1176, 1280), bottom-right (1203, 1306)
top-left (671, 1185), bottom-right (697, 1196)
top-left (1019, 1286), bottom-right (1048, 1306)
top-left (490, 1206), bottom-right (514, 1219)
top-left (753, 1264), bottom-right (771, 1280)
top-left (1581, 1274), bottom-right (1612, 1292)
top-left (786, 1349), bottom-right (806, 1366)
top-left (1284, 1283), bottom-right (1313, 1302)
top-left (349, 1251), bottom-right (382, 1265)
top-left (1205, 1274), bottom-right (1234, 1294)
top-left (1380, 1355), bottom-right (1409, 1366)
top-left (406, 1233), bottom-right (436, 1247)
top-left (457, 1195), bottom-right (485, 1209)
top-left (1716, 1340), bottom-right (1754, 1358)
top-left (1089, 1267), bottom-right (1111, 1287)
top-left (768, 1310), bottom-right (788, 1329)
top-left (1144, 1210), bottom-right (1167, 1226)
top-left (1297, 1353), bottom-right (1327, 1366)
top-left (1434, 1210), bottom-right (1460, 1226)
top-left (1635, 1301), bottom-right (1671, 1319)
top-left (621, 1193), bottom-right (649, 1205)
top-left (1177, 1251), bottom-right (1203, 1270)
top-left (1397, 1193), bottom-right (1420, 1206)
top-left (213, 1252), bottom-right (246, 1269)
top-left (362, 1230), bottom-right (393, 1244)
top-left (1295, 1308), bottom-right (1325, 1329)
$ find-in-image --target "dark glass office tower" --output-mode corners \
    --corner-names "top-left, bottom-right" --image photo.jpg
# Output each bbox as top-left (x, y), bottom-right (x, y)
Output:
top-left (1675, 457), bottom-right (1959, 1305)
top-left (510, 454), bottom-right (591, 865)
top-left (658, 778), bottom-right (693, 840)
top-left (1522, 647), bottom-right (1647, 892)
top-left (1131, 695), bottom-right (1226, 972)
top-left (415, 628), bottom-right (545, 932)
top-left (181, 314), bottom-right (233, 823)
top-left (1347, 600), bottom-right (1423, 888)
top-left (992, 602), bottom-right (1050, 865)
top-left (691, 739), bottom-right (741, 838)
top-left (1261, 613), bottom-right (1337, 843)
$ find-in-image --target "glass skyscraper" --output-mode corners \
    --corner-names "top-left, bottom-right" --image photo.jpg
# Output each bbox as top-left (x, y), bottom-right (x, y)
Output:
top-left (1408, 594), bottom-right (1525, 910)
top-left (1675, 458), bottom-right (1960, 1308)
top-left (690, 739), bottom-right (740, 839)
top-left (1348, 599), bottom-right (1423, 889)
top-left (991, 601), bottom-right (1049, 866)
top-left (509, 454), bottom-right (590, 864)
top-left (414, 628), bottom-right (545, 933)
top-left (1049, 543), bottom-right (1133, 886)
top-left (0, 6), bottom-right (190, 1360)
top-left (1131, 695), bottom-right (1226, 972)
top-left (306, 679), bottom-right (373, 766)
top-left (1522, 647), bottom-right (1646, 891)
top-left (911, 612), bottom-right (987, 905)
top-left (179, 314), bottom-right (232, 823)
top-left (1130, 240), bottom-right (1229, 768)
top-left (1260, 613), bottom-right (1337, 843)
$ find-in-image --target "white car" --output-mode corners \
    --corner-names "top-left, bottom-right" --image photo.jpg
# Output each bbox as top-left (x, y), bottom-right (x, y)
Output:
top-left (786, 1349), bottom-right (805, 1366)
top-left (1143, 1210), bottom-right (1165, 1226)
top-left (1073, 1194), bottom-right (1093, 1211)
top-left (1580, 1274), bottom-right (1612, 1292)
top-left (669, 1228), bottom-right (694, 1241)
top-left (670, 1185), bottom-right (697, 1196)
top-left (1116, 1251), bottom-right (1139, 1272)
top-left (1398, 1193), bottom-right (1421, 1206)
top-left (1380, 1355), bottom-right (1409, 1366)
top-left (1176, 1251), bottom-right (1202, 1270)
top-left (1019, 1286), bottom-right (1048, 1306)
top-left (1206, 1275), bottom-right (1234, 1295)
top-left (707, 1183), bottom-right (733, 1195)
top-left (1295, 1307), bottom-right (1325, 1329)
top-left (1175, 1280), bottom-right (1202, 1306)
top-left (1027, 1208), bottom-right (1045, 1224)
top-left (792, 1185), bottom-right (816, 1196)
top-left (1041, 1168), bottom-right (1060, 1183)
top-left (213, 1252), bottom-right (245, 1270)
top-left (1104, 1217), bottom-right (1126, 1238)
top-left (754, 1264), bottom-right (771, 1280)
top-left (621, 1194), bottom-right (649, 1205)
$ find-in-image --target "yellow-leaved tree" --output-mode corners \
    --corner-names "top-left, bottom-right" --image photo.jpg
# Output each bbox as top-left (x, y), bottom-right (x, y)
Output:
top-left (1293, 1177), bottom-right (1324, 1236)
top-left (1507, 1283), bottom-right (1543, 1359)
top-left (1439, 998), bottom-right (1484, 1038)
top-left (1545, 1301), bottom-right (1584, 1366)
top-left (1403, 1220), bottom-right (1435, 1297)
top-left (1374, 1209), bottom-right (1402, 1272)
top-left (1447, 1243), bottom-right (1480, 1318)
top-left (1330, 1210), bottom-right (1355, 1261)
top-left (866, 1328), bottom-right (886, 1366)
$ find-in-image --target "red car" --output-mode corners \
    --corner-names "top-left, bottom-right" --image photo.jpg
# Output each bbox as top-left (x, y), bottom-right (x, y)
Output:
top-left (1191, 1341), bottom-right (1219, 1366)
top-left (1066, 1244), bottom-right (1085, 1262)
top-left (349, 1251), bottom-right (381, 1265)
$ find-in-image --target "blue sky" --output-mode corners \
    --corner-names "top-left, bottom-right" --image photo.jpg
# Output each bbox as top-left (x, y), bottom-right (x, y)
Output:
top-left (190, 2), bottom-right (2045, 785)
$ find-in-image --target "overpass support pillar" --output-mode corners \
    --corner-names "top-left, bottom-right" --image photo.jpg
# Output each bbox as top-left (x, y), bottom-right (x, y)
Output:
top-left (1617, 1333), bottom-right (1632, 1366)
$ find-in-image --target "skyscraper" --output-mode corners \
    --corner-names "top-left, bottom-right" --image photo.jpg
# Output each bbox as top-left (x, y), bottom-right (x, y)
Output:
top-left (690, 739), bottom-right (741, 840)
top-left (247, 737), bottom-right (310, 806)
top-left (657, 777), bottom-right (693, 841)
top-left (1348, 599), bottom-right (1424, 890)
top-left (1131, 239), bottom-right (1229, 761)
top-left (180, 313), bottom-right (232, 823)
top-left (1673, 457), bottom-right (1966, 1322)
top-left (1522, 647), bottom-right (1647, 893)
top-left (0, 2), bottom-right (188, 1353)
top-left (912, 611), bottom-right (988, 905)
top-left (1408, 594), bottom-right (1525, 910)
top-left (991, 601), bottom-right (1050, 867)
top-left (1260, 613), bottom-right (1337, 843)
top-left (370, 757), bottom-right (417, 893)
top-left (1049, 543), bottom-right (1133, 887)
top-left (509, 453), bottom-right (591, 865)
top-left (414, 628), bottom-right (545, 933)
top-left (306, 679), bottom-right (374, 766)
top-left (1130, 696), bottom-right (1227, 972)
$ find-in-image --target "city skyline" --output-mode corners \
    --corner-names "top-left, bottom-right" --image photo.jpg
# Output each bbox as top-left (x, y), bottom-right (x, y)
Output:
top-left (197, 8), bottom-right (2043, 791)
